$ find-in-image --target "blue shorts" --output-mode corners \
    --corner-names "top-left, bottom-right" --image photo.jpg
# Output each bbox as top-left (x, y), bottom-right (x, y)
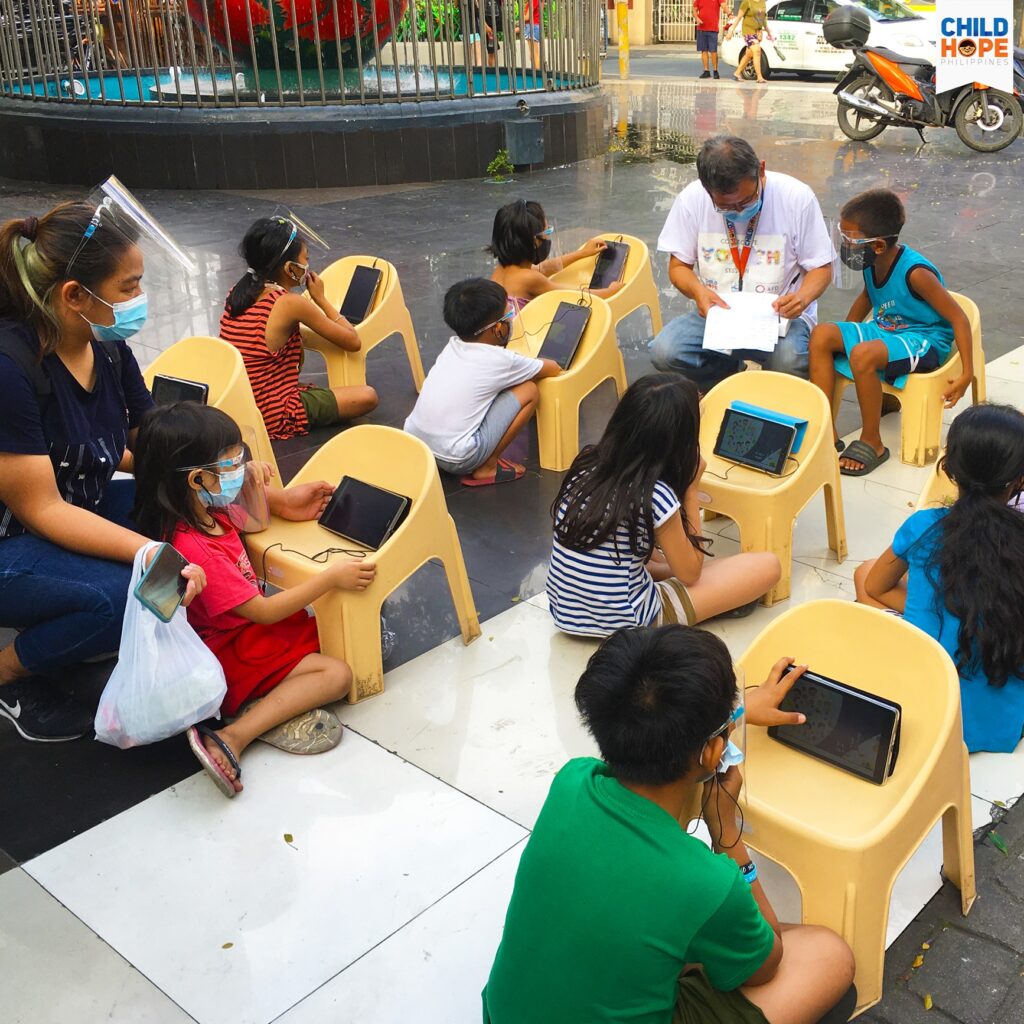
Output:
top-left (696, 29), bottom-right (719, 52)
top-left (835, 321), bottom-right (946, 390)
top-left (525, 22), bottom-right (541, 40)
top-left (435, 389), bottom-right (523, 475)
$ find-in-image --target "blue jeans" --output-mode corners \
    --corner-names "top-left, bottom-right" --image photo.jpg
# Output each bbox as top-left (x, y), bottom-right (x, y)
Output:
top-left (0, 481), bottom-right (136, 675)
top-left (649, 311), bottom-right (812, 391)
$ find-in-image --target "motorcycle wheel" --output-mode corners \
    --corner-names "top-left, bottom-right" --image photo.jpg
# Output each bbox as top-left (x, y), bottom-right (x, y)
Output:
top-left (953, 89), bottom-right (1023, 153)
top-left (837, 75), bottom-right (890, 141)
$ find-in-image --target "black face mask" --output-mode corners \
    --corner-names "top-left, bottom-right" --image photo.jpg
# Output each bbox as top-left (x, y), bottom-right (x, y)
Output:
top-left (534, 238), bottom-right (552, 264)
top-left (840, 240), bottom-right (879, 272)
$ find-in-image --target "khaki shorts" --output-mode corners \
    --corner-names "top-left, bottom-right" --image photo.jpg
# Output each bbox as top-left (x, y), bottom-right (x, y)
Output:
top-left (674, 970), bottom-right (769, 1024)
top-left (656, 578), bottom-right (697, 627)
top-left (299, 386), bottom-right (341, 428)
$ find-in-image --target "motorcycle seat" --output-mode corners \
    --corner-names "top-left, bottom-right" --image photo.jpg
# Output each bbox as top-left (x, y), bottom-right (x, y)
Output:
top-left (867, 45), bottom-right (933, 69)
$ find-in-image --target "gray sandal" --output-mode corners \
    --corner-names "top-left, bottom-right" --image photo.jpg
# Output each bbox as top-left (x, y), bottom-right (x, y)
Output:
top-left (231, 701), bottom-right (343, 755)
top-left (840, 439), bottom-right (890, 477)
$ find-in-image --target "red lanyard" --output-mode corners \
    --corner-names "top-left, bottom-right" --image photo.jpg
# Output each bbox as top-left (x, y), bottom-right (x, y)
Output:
top-left (724, 208), bottom-right (761, 292)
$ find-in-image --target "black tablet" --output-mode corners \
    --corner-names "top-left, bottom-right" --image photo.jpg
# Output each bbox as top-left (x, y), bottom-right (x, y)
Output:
top-left (318, 476), bottom-right (410, 550)
top-left (713, 408), bottom-right (797, 477)
top-left (539, 302), bottom-right (592, 371)
top-left (588, 241), bottom-right (629, 289)
top-left (339, 265), bottom-right (383, 325)
top-left (768, 669), bottom-right (902, 785)
top-left (151, 374), bottom-right (210, 405)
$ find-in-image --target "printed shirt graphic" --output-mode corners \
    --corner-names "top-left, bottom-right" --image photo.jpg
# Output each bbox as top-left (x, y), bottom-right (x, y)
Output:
top-left (657, 171), bottom-right (834, 328)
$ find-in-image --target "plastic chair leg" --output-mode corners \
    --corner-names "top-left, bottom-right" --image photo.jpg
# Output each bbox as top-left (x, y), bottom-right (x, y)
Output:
top-left (823, 477), bottom-right (848, 562)
top-left (971, 367), bottom-right (986, 404)
top-left (900, 395), bottom-right (943, 467)
top-left (312, 590), bottom-right (385, 702)
top-left (762, 516), bottom-right (794, 606)
top-left (536, 395), bottom-right (578, 473)
top-left (613, 351), bottom-right (628, 397)
top-left (441, 518), bottom-right (482, 645)
top-left (643, 274), bottom-right (663, 334)
top-left (940, 753), bottom-right (977, 915)
top-left (399, 308), bottom-right (426, 391)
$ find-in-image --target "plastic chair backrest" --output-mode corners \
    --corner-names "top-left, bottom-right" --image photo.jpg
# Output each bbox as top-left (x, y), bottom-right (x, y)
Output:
top-left (550, 232), bottom-right (650, 291)
top-left (739, 599), bottom-right (960, 826)
top-left (309, 255), bottom-right (400, 332)
top-left (700, 371), bottom-right (832, 473)
top-left (916, 461), bottom-right (956, 510)
top-left (510, 290), bottom-right (615, 378)
top-left (948, 290), bottom-right (983, 373)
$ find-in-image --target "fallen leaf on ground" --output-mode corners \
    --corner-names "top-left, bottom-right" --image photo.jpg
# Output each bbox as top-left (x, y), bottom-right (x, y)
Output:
top-left (284, 833), bottom-right (294, 844)
top-left (222, 942), bottom-right (234, 949)
top-left (990, 831), bottom-right (1009, 855)
top-left (912, 954), bottom-right (924, 969)
top-left (923, 994), bottom-right (933, 1010)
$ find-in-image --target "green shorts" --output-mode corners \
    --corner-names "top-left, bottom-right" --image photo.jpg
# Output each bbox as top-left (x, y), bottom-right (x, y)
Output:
top-left (298, 386), bottom-right (341, 428)
top-left (673, 971), bottom-right (768, 1024)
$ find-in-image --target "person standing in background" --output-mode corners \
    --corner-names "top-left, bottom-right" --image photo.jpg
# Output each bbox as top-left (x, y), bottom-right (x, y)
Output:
top-left (726, 0), bottom-right (772, 84)
top-left (694, 0), bottom-right (727, 79)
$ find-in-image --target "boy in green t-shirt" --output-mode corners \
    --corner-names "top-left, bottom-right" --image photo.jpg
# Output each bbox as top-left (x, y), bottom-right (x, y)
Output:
top-left (483, 626), bottom-right (856, 1024)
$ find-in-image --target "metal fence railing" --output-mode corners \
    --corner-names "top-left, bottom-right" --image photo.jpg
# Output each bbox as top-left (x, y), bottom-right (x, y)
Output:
top-left (0, 0), bottom-right (601, 106)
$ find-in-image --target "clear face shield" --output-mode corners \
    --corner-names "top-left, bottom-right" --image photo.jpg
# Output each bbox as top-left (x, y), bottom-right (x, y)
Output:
top-left (830, 219), bottom-right (891, 292)
top-left (183, 426), bottom-right (271, 535)
top-left (267, 207), bottom-right (330, 288)
top-left (64, 177), bottom-right (195, 352)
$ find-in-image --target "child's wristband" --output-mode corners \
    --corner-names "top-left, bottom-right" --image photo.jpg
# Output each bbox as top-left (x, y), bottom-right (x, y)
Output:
top-left (740, 861), bottom-right (758, 885)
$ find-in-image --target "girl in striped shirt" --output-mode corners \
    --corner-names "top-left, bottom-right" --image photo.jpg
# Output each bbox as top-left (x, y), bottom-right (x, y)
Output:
top-left (220, 217), bottom-right (378, 440)
top-left (546, 373), bottom-right (780, 638)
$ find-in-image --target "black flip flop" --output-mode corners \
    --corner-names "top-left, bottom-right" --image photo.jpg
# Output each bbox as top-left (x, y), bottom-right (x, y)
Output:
top-left (187, 724), bottom-right (242, 798)
top-left (840, 439), bottom-right (890, 477)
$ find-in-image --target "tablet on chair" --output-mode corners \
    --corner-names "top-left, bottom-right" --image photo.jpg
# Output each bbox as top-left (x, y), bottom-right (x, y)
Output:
top-left (318, 476), bottom-right (410, 550)
top-left (713, 407), bottom-right (798, 477)
top-left (538, 302), bottom-right (592, 371)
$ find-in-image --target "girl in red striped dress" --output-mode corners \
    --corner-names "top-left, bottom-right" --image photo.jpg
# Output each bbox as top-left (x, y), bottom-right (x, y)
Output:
top-left (219, 217), bottom-right (378, 440)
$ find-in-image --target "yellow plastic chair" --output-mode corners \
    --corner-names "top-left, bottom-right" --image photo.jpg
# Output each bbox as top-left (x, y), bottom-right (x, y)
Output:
top-left (916, 460), bottom-right (956, 511)
top-left (508, 290), bottom-right (623, 472)
top-left (831, 291), bottom-right (986, 467)
top-left (299, 255), bottom-right (425, 392)
top-left (698, 371), bottom-right (846, 605)
top-left (549, 232), bottom-right (664, 336)
top-left (244, 425), bottom-right (480, 702)
top-left (737, 599), bottom-right (975, 1014)
top-left (143, 336), bottom-right (280, 483)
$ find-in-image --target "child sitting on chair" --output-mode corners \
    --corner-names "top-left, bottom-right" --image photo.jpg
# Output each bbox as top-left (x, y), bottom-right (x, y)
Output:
top-left (404, 278), bottom-right (560, 487)
top-left (488, 199), bottom-right (624, 313)
top-left (808, 189), bottom-right (972, 477)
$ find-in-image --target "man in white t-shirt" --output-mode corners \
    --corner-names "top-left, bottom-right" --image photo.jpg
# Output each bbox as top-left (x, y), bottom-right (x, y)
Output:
top-left (651, 135), bottom-right (834, 391)
top-left (404, 278), bottom-right (561, 487)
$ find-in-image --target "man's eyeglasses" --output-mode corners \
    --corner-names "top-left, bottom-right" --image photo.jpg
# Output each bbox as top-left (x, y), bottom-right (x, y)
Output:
top-left (711, 180), bottom-right (761, 215)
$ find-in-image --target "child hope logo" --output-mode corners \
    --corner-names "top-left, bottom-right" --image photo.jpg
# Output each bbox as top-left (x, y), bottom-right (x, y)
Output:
top-left (936, 0), bottom-right (1014, 93)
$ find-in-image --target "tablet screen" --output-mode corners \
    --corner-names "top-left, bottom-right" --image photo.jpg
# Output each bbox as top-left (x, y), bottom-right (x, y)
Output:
top-left (340, 266), bottom-right (382, 325)
top-left (318, 477), bottom-right (409, 549)
top-left (770, 671), bottom-right (899, 783)
top-left (539, 303), bottom-right (591, 370)
top-left (589, 241), bottom-right (629, 289)
top-left (714, 409), bottom-right (796, 476)
top-left (151, 374), bottom-right (209, 405)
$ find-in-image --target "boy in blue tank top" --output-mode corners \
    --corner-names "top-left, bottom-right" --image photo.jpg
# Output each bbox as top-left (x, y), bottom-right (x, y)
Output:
top-left (809, 189), bottom-right (973, 477)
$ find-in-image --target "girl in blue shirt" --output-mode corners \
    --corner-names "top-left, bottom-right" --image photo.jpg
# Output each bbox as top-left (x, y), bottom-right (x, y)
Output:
top-left (855, 405), bottom-right (1024, 753)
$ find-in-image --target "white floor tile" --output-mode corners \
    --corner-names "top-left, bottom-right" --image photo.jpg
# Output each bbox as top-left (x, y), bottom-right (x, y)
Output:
top-left (0, 869), bottom-right (192, 1024)
top-left (278, 842), bottom-right (525, 1024)
top-left (24, 731), bottom-right (525, 1024)
top-left (984, 349), bottom-right (1024, 383)
top-left (969, 737), bottom-right (1024, 810)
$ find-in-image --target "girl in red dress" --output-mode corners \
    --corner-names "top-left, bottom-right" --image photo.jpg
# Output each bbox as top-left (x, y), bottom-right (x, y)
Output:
top-left (133, 402), bottom-right (376, 798)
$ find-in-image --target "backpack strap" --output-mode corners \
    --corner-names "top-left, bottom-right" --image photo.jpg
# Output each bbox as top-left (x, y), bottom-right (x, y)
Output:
top-left (0, 319), bottom-right (50, 398)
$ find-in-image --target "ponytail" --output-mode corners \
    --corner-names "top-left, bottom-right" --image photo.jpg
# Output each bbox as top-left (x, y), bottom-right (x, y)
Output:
top-left (225, 217), bottom-right (303, 318)
top-left (0, 201), bottom-right (134, 356)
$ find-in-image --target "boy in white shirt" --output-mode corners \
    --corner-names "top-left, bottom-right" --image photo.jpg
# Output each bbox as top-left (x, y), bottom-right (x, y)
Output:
top-left (651, 135), bottom-right (834, 392)
top-left (405, 278), bottom-right (561, 486)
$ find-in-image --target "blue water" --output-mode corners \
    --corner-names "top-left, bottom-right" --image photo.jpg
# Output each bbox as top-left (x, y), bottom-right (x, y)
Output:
top-left (5, 66), bottom-right (556, 102)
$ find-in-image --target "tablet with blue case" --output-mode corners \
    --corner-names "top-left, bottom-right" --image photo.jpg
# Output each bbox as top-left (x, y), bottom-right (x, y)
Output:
top-left (728, 401), bottom-right (809, 454)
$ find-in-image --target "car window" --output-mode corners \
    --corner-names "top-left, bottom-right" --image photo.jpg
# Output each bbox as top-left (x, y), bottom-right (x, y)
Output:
top-left (850, 0), bottom-right (918, 22)
top-left (810, 1), bottom-right (838, 23)
top-left (770, 0), bottom-right (807, 21)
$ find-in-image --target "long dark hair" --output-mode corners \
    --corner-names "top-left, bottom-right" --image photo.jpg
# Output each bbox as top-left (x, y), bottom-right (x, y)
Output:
top-left (133, 402), bottom-right (242, 541)
top-left (0, 202), bottom-right (137, 356)
top-left (929, 404), bottom-right (1024, 687)
top-left (224, 216), bottom-right (304, 318)
top-left (486, 199), bottom-right (548, 267)
top-left (552, 372), bottom-right (706, 559)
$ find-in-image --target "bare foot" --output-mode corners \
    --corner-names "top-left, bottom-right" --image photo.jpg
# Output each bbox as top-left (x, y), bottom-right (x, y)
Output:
top-left (203, 730), bottom-right (244, 793)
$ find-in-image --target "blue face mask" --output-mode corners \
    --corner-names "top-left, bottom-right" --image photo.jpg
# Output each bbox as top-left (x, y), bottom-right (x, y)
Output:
top-left (724, 193), bottom-right (763, 225)
top-left (200, 466), bottom-right (245, 508)
top-left (82, 290), bottom-right (148, 342)
top-left (716, 739), bottom-right (745, 774)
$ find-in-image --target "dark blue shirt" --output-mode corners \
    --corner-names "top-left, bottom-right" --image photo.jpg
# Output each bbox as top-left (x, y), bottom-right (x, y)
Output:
top-left (0, 325), bottom-right (154, 539)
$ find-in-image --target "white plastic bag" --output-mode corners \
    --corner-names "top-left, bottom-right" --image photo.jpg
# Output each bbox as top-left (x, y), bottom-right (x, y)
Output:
top-left (95, 543), bottom-right (227, 749)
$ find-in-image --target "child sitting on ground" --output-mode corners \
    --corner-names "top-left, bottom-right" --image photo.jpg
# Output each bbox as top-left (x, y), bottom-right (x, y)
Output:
top-left (855, 404), bottom-right (1024, 754)
top-left (546, 372), bottom-right (780, 635)
top-left (809, 188), bottom-right (972, 476)
top-left (488, 199), bottom-right (624, 312)
top-left (404, 277), bottom-right (560, 487)
top-left (220, 216), bottom-right (377, 440)
top-left (134, 403), bottom-right (377, 798)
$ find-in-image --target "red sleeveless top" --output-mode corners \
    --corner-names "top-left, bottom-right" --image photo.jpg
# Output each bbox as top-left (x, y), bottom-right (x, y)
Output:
top-left (219, 290), bottom-right (308, 440)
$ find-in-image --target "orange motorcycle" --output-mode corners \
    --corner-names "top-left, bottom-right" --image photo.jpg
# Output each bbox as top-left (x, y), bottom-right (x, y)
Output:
top-left (824, 7), bottom-right (1023, 154)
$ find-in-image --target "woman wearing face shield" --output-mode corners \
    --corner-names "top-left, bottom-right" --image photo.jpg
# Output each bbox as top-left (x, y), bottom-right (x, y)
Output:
top-left (0, 202), bottom-right (207, 743)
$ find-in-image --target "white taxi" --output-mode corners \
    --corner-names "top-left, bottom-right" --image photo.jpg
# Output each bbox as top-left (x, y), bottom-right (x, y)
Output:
top-left (720, 0), bottom-right (935, 81)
